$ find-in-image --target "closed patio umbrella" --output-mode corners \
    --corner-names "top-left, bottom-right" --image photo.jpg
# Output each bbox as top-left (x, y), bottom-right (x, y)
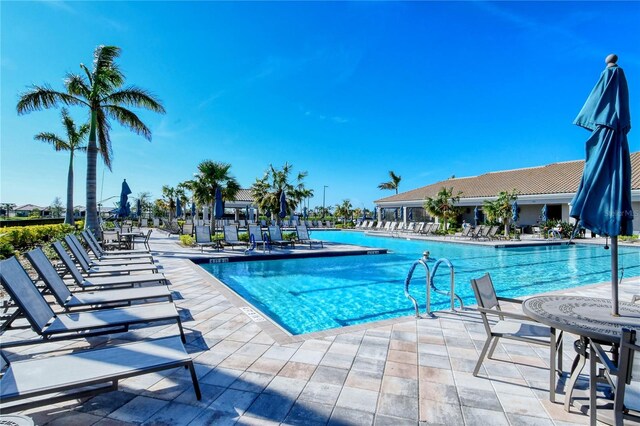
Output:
top-left (213, 187), bottom-right (223, 236)
top-left (176, 197), bottom-right (182, 218)
top-left (512, 201), bottom-right (520, 223)
top-left (474, 206), bottom-right (481, 226)
top-left (118, 179), bottom-right (132, 218)
top-left (569, 54), bottom-right (633, 316)
top-left (541, 204), bottom-right (548, 223)
top-left (191, 202), bottom-right (196, 220)
top-left (303, 207), bottom-right (308, 219)
top-left (136, 198), bottom-right (141, 219)
top-left (408, 208), bottom-right (413, 221)
top-left (279, 191), bottom-right (288, 220)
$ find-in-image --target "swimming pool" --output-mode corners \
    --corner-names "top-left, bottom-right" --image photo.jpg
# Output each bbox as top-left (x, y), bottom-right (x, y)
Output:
top-left (201, 231), bottom-right (640, 335)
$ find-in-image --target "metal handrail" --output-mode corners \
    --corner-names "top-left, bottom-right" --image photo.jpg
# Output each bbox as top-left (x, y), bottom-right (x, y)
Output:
top-left (429, 258), bottom-right (464, 314)
top-left (404, 252), bottom-right (431, 318)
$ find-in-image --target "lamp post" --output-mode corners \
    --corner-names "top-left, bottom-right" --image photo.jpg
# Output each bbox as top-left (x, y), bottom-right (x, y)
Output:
top-left (322, 185), bottom-right (328, 218)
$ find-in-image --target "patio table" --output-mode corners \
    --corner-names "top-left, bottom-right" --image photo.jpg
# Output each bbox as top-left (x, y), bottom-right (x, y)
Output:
top-left (523, 295), bottom-right (640, 412)
top-left (119, 232), bottom-right (144, 250)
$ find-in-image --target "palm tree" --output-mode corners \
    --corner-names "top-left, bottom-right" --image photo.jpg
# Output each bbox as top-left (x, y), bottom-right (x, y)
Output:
top-left (17, 45), bottom-right (165, 234)
top-left (250, 163), bottom-right (313, 223)
top-left (187, 161), bottom-right (240, 222)
top-left (0, 203), bottom-right (16, 218)
top-left (424, 187), bottom-right (462, 231)
top-left (135, 191), bottom-right (152, 218)
top-left (483, 189), bottom-right (518, 237)
top-left (34, 108), bottom-right (88, 225)
top-left (378, 171), bottom-right (402, 194)
top-left (334, 199), bottom-right (353, 225)
top-left (161, 185), bottom-right (178, 220)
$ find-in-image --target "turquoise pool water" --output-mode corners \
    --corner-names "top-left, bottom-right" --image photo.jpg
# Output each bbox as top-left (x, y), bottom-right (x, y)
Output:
top-left (201, 231), bottom-right (640, 335)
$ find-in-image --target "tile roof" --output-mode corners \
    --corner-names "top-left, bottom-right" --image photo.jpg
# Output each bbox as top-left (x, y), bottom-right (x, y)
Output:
top-left (14, 204), bottom-right (45, 211)
top-left (233, 188), bottom-right (254, 202)
top-left (377, 151), bottom-right (640, 203)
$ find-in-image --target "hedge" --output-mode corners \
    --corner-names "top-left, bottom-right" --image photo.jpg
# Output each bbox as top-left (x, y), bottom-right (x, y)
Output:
top-left (0, 223), bottom-right (75, 259)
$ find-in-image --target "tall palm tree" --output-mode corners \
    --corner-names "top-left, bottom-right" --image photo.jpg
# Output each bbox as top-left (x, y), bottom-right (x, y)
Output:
top-left (483, 189), bottom-right (518, 237)
top-left (16, 45), bottom-right (165, 234)
top-left (187, 160), bottom-right (240, 222)
top-left (34, 108), bottom-right (88, 225)
top-left (424, 187), bottom-right (462, 231)
top-left (161, 185), bottom-right (177, 220)
top-left (378, 171), bottom-right (402, 194)
top-left (250, 163), bottom-right (313, 223)
top-left (334, 199), bottom-right (353, 225)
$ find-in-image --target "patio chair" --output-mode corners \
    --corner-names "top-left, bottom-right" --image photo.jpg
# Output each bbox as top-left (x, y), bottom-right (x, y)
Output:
top-left (194, 225), bottom-right (220, 252)
top-left (81, 231), bottom-right (152, 261)
top-left (470, 273), bottom-right (563, 377)
top-left (295, 225), bottom-right (323, 249)
top-left (470, 225), bottom-right (484, 240)
top-left (486, 225), bottom-right (501, 240)
top-left (589, 328), bottom-right (640, 426)
top-left (53, 241), bottom-right (168, 289)
top-left (223, 225), bottom-right (249, 250)
top-left (66, 235), bottom-right (153, 267)
top-left (64, 236), bottom-right (158, 275)
top-left (85, 229), bottom-right (150, 256)
top-left (414, 222), bottom-right (425, 234)
top-left (454, 226), bottom-right (473, 239)
top-left (268, 225), bottom-right (295, 248)
top-left (0, 336), bottom-right (201, 412)
top-left (131, 229), bottom-right (153, 251)
top-left (0, 256), bottom-right (185, 347)
top-left (26, 248), bottom-right (172, 310)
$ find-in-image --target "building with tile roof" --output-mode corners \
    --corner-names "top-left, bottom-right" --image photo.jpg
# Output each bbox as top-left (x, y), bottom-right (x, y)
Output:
top-left (375, 152), bottom-right (640, 232)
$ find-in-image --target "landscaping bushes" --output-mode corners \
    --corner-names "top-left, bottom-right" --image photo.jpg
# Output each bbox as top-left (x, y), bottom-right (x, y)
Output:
top-left (0, 223), bottom-right (74, 259)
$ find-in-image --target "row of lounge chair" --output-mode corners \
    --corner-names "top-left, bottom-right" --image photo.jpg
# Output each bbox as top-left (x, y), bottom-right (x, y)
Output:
top-left (0, 230), bottom-right (201, 412)
top-left (155, 218), bottom-right (335, 236)
top-left (194, 224), bottom-right (324, 252)
top-left (358, 221), bottom-right (510, 241)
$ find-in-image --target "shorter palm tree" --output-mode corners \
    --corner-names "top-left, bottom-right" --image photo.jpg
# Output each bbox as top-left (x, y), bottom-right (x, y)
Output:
top-left (424, 187), bottom-right (462, 231)
top-left (334, 199), bottom-right (353, 225)
top-left (483, 189), bottom-right (518, 237)
top-left (187, 160), bottom-right (240, 225)
top-left (378, 171), bottom-right (402, 194)
top-left (34, 108), bottom-right (88, 225)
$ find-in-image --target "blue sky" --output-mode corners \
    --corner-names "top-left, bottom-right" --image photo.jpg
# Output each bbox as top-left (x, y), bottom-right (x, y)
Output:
top-left (2, 1), bottom-right (639, 211)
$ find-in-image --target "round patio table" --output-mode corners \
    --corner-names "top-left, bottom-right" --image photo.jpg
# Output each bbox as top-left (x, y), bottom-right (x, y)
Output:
top-left (523, 295), bottom-right (640, 414)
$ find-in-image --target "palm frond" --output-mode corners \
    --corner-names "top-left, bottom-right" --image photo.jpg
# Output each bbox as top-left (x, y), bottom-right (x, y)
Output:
top-left (96, 109), bottom-right (113, 169)
top-left (65, 73), bottom-right (91, 100)
top-left (16, 85), bottom-right (84, 114)
top-left (102, 87), bottom-right (165, 113)
top-left (34, 132), bottom-right (69, 151)
top-left (93, 46), bottom-right (124, 86)
top-left (104, 105), bottom-right (152, 140)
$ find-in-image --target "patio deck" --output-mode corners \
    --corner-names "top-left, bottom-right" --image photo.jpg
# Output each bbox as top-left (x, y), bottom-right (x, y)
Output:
top-left (5, 229), bottom-right (639, 425)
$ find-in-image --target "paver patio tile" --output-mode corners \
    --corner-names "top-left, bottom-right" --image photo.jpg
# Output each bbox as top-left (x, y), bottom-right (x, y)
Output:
top-left (298, 382), bottom-right (343, 406)
top-left (506, 412), bottom-right (555, 425)
top-left (230, 371), bottom-right (274, 393)
top-left (93, 418), bottom-right (137, 426)
top-left (389, 339), bottom-right (417, 352)
top-left (498, 393), bottom-right (547, 418)
top-left (329, 407), bottom-right (374, 426)
top-left (173, 383), bottom-right (226, 407)
top-left (299, 339), bottom-right (332, 352)
top-left (289, 349), bottom-right (326, 365)
top-left (141, 401), bottom-right (203, 426)
top-left (207, 388), bottom-right (259, 416)
top-left (108, 396), bottom-right (168, 423)
top-left (419, 381), bottom-right (459, 405)
top-left (377, 393), bottom-right (419, 420)
top-left (45, 411), bottom-right (105, 426)
top-left (384, 360), bottom-right (417, 379)
top-left (461, 405), bottom-right (510, 426)
top-left (336, 386), bottom-right (379, 413)
top-left (344, 369), bottom-right (383, 391)
top-left (418, 353), bottom-right (451, 369)
top-left (236, 342), bottom-right (271, 358)
top-left (284, 400), bottom-right (334, 425)
top-left (76, 391), bottom-right (137, 417)
top-left (456, 386), bottom-right (502, 411)
top-left (263, 376), bottom-right (307, 398)
top-left (200, 366), bottom-right (244, 387)
top-left (278, 361), bottom-right (318, 380)
top-left (262, 345), bottom-right (297, 361)
top-left (419, 401), bottom-right (463, 424)
top-left (244, 393), bottom-right (295, 422)
top-left (387, 349), bottom-right (418, 365)
top-left (247, 356), bottom-right (287, 375)
top-left (320, 351), bottom-right (355, 369)
top-left (352, 356), bottom-right (386, 375)
top-left (381, 376), bottom-right (418, 398)
top-left (418, 365), bottom-right (455, 385)
top-left (451, 371), bottom-right (494, 391)
top-left (373, 414), bottom-right (417, 426)
top-left (310, 365), bottom-right (349, 385)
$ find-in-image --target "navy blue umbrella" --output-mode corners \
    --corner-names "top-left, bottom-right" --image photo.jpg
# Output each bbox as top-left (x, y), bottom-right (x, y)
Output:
top-left (541, 204), bottom-right (548, 223)
top-left (214, 187), bottom-right (224, 219)
top-left (394, 208), bottom-right (398, 221)
top-left (569, 55), bottom-right (633, 315)
top-left (176, 197), bottom-right (182, 218)
top-left (118, 179), bottom-right (132, 218)
top-left (136, 198), bottom-right (141, 219)
top-left (474, 206), bottom-right (481, 226)
top-left (408, 208), bottom-right (413, 221)
top-left (191, 202), bottom-right (196, 219)
top-left (279, 191), bottom-right (287, 219)
top-left (303, 207), bottom-right (308, 219)
top-left (511, 201), bottom-right (519, 223)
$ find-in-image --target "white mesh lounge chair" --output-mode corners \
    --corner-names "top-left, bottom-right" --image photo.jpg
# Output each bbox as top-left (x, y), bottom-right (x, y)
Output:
top-left (470, 273), bottom-right (563, 377)
top-left (295, 225), bottom-right (323, 249)
top-left (68, 234), bottom-right (152, 265)
top-left (52, 241), bottom-right (167, 289)
top-left (63, 237), bottom-right (158, 276)
top-left (0, 336), bottom-right (200, 412)
top-left (223, 225), bottom-right (249, 250)
top-left (0, 256), bottom-right (186, 347)
top-left (26, 248), bottom-right (172, 310)
top-left (268, 225), bottom-right (294, 248)
top-left (195, 225), bottom-right (219, 252)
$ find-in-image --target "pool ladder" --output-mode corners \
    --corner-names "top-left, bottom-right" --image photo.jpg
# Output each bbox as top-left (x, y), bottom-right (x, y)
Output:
top-left (404, 251), bottom-right (464, 317)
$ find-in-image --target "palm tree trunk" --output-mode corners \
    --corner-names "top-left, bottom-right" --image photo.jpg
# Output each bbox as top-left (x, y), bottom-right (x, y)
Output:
top-left (85, 111), bottom-right (99, 234)
top-left (65, 151), bottom-right (75, 225)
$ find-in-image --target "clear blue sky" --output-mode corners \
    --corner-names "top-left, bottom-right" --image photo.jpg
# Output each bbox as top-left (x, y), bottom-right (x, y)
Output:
top-left (2, 1), bottom-right (639, 211)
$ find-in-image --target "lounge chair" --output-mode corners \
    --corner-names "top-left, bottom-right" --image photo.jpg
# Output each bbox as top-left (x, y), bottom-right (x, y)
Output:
top-left (268, 225), bottom-right (294, 248)
top-left (66, 235), bottom-right (153, 267)
top-left (402, 223), bottom-right (415, 233)
top-left (470, 225), bottom-right (484, 239)
top-left (414, 222), bottom-right (425, 234)
top-left (223, 225), bottom-right (249, 250)
top-left (53, 241), bottom-right (168, 289)
top-left (81, 231), bottom-right (152, 261)
top-left (0, 256), bottom-right (185, 347)
top-left (194, 225), bottom-right (219, 252)
top-left (85, 229), bottom-right (150, 256)
top-left (470, 273), bottom-right (563, 377)
top-left (454, 226), bottom-right (473, 239)
top-left (0, 336), bottom-right (201, 412)
top-left (26, 248), bottom-right (172, 310)
top-left (477, 225), bottom-right (493, 241)
top-left (295, 225), bottom-right (323, 249)
top-left (63, 237), bottom-right (158, 275)
top-left (247, 225), bottom-right (270, 253)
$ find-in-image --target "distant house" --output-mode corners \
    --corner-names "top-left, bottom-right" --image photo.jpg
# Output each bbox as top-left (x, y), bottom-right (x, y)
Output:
top-left (375, 152), bottom-right (640, 233)
top-left (13, 204), bottom-right (51, 218)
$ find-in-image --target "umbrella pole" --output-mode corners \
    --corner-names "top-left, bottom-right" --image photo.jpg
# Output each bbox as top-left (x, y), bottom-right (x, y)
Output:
top-left (611, 236), bottom-right (619, 316)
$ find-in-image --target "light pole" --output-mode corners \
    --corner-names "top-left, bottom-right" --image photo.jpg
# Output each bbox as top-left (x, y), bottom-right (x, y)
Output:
top-left (322, 185), bottom-right (328, 218)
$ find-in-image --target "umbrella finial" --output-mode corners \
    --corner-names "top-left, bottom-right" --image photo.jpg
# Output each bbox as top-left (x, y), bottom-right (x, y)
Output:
top-left (605, 54), bottom-right (618, 67)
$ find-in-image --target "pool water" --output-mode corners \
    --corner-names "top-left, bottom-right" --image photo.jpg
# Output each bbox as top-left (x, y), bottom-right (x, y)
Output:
top-left (201, 231), bottom-right (640, 335)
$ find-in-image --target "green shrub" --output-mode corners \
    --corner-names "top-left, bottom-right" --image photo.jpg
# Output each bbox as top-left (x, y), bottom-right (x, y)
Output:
top-left (620, 235), bottom-right (639, 243)
top-left (0, 240), bottom-right (15, 259)
top-left (238, 232), bottom-right (249, 242)
top-left (179, 235), bottom-right (195, 246)
top-left (75, 220), bottom-right (85, 230)
top-left (0, 223), bottom-right (74, 254)
top-left (283, 232), bottom-right (297, 241)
